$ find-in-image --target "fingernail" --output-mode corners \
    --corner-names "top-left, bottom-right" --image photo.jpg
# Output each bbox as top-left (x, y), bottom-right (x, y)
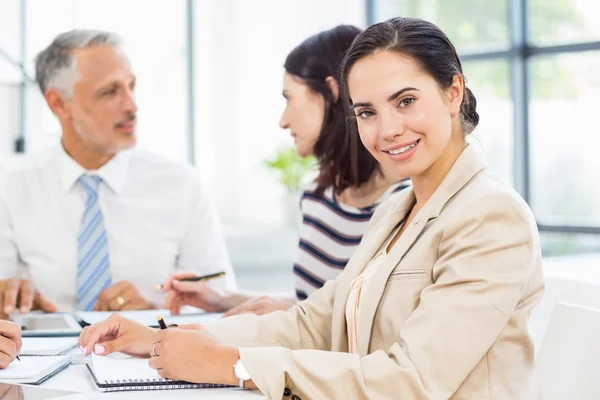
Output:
top-left (4, 306), bottom-right (13, 314)
top-left (80, 346), bottom-right (87, 354)
top-left (20, 307), bottom-right (27, 313)
top-left (94, 345), bottom-right (105, 354)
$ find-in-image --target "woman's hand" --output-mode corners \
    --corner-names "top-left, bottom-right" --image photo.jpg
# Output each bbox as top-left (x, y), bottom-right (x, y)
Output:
top-left (78, 314), bottom-right (155, 358)
top-left (162, 272), bottom-right (233, 314)
top-left (149, 325), bottom-right (240, 386)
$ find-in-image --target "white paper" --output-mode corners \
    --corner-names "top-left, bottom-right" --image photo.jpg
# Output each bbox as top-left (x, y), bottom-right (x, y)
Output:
top-left (91, 353), bottom-right (164, 382)
top-left (21, 337), bottom-right (78, 356)
top-left (76, 307), bottom-right (223, 327)
top-left (0, 356), bottom-right (69, 381)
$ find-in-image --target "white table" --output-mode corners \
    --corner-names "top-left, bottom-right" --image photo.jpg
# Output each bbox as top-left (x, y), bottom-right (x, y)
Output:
top-left (19, 310), bottom-right (266, 399)
top-left (39, 363), bottom-right (265, 399)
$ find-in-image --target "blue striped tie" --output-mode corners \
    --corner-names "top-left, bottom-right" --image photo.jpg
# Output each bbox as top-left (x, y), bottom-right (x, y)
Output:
top-left (76, 175), bottom-right (111, 311)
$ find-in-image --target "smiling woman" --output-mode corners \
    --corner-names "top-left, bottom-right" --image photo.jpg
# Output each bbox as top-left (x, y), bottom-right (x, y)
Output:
top-left (78, 18), bottom-right (544, 400)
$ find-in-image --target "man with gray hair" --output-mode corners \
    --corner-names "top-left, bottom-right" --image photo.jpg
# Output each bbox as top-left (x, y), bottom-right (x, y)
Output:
top-left (0, 30), bottom-right (236, 316)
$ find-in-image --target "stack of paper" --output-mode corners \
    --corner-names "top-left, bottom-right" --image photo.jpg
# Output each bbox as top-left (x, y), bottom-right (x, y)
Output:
top-left (0, 355), bottom-right (70, 385)
top-left (20, 337), bottom-right (78, 356)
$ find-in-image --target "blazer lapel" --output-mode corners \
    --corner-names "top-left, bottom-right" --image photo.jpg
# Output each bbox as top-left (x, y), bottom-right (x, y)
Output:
top-left (330, 189), bottom-right (416, 352)
top-left (355, 144), bottom-right (488, 355)
top-left (355, 205), bottom-right (431, 355)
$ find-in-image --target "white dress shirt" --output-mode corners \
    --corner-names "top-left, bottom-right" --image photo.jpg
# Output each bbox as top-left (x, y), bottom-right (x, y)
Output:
top-left (0, 145), bottom-right (236, 311)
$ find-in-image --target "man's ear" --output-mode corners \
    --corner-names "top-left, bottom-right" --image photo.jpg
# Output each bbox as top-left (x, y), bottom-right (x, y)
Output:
top-left (44, 89), bottom-right (71, 120)
top-left (325, 76), bottom-right (340, 102)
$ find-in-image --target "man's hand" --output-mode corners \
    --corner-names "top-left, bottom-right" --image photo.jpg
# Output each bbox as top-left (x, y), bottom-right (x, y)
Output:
top-left (94, 281), bottom-right (154, 311)
top-left (224, 295), bottom-right (296, 317)
top-left (0, 279), bottom-right (57, 319)
top-left (0, 320), bottom-right (22, 369)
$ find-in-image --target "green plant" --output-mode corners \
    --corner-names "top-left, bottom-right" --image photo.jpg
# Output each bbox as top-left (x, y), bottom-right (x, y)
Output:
top-left (263, 146), bottom-right (316, 192)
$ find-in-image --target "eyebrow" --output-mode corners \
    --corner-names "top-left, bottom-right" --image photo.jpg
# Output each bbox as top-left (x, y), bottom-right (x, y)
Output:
top-left (351, 87), bottom-right (420, 109)
top-left (96, 81), bottom-right (118, 94)
top-left (96, 76), bottom-right (136, 94)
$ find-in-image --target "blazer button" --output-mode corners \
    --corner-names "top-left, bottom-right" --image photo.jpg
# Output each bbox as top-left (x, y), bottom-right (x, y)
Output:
top-left (291, 396), bottom-right (301, 400)
top-left (283, 388), bottom-right (291, 396)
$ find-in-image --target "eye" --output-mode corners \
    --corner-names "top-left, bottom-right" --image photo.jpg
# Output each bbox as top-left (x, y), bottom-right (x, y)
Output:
top-left (102, 87), bottom-right (117, 97)
top-left (398, 97), bottom-right (415, 108)
top-left (356, 109), bottom-right (375, 119)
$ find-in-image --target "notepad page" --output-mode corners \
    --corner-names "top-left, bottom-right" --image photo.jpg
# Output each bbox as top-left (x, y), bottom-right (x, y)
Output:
top-left (0, 356), bottom-right (69, 380)
top-left (91, 353), bottom-right (166, 382)
top-left (77, 308), bottom-right (223, 327)
top-left (21, 337), bottom-right (78, 356)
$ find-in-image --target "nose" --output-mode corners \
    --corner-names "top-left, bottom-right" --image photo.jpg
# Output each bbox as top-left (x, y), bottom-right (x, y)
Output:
top-left (380, 109), bottom-right (405, 141)
top-left (122, 88), bottom-right (138, 114)
top-left (279, 108), bottom-right (290, 130)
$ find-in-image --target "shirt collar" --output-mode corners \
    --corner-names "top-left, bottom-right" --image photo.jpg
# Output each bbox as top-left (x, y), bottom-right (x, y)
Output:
top-left (57, 145), bottom-right (132, 195)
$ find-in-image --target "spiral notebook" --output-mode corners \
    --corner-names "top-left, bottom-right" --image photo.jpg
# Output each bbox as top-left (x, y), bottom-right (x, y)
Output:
top-left (0, 355), bottom-right (71, 385)
top-left (87, 353), bottom-right (232, 392)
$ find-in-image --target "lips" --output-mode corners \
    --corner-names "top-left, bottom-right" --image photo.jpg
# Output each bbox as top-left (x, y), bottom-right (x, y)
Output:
top-left (383, 139), bottom-right (421, 161)
top-left (383, 139), bottom-right (420, 154)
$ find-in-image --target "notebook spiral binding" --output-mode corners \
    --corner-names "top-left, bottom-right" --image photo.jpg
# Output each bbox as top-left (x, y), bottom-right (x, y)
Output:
top-left (102, 378), bottom-right (229, 392)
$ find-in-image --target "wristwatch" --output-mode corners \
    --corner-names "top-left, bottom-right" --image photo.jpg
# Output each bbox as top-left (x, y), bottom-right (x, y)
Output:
top-left (233, 359), bottom-right (251, 389)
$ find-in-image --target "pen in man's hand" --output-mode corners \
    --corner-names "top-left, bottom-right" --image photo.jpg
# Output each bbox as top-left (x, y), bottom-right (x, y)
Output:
top-left (154, 271), bottom-right (227, 291)
top-left (1, 334), bottom-right (20, 361)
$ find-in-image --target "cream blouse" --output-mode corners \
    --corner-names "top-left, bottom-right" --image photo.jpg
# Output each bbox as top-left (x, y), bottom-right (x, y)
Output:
top-left (346, 223), bottom-right (403, 354)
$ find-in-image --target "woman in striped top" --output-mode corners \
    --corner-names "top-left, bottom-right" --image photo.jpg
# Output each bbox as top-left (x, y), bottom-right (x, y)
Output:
top-left (162, 25), bottom-right (409, 316)
top-left (293, 181), bottom-right (408, 301)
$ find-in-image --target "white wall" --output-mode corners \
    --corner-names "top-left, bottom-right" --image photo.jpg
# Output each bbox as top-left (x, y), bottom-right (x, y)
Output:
top-left (193, 0), bottom-right (366, 229)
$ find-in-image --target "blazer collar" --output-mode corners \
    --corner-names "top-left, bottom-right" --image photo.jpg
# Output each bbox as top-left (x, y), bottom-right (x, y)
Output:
top-left (334, 144), bottom-right (489, 355)
top-left (389, 144), bottom-right (488, 220)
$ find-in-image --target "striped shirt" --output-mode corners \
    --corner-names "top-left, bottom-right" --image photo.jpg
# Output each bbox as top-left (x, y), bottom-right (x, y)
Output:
top-left (293, 180), bottom-right (410, 300)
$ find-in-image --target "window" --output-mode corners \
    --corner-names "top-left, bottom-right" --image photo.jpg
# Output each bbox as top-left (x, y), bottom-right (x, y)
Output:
top-left (371, 0), bottom-right (510, 54)
top-left (1, 0), bottom-right (189, 162)
top-left (0, 0), bottom-right (22, 72)
top-left (0, 0), bottom-right (26, 163)
top-left (541, 232), bottom-right (600, 257)
top-left (368, 0), bottom-right (600, 239)
top-left (529, 0), bottom-right (600, 46)
top-left (530, 52), bottom-right (600, 227)
top-left (463, 60), bottom-right (513, 185)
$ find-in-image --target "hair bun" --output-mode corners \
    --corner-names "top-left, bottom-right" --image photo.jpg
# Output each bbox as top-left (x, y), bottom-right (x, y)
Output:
top-left (460, 86), bottom-right (479, 134)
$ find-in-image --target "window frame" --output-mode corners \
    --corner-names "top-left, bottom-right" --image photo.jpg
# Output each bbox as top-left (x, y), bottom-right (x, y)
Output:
top-left (366, 0), bottom-right (600, 235)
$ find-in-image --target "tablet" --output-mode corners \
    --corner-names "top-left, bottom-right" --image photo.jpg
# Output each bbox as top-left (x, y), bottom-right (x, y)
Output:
top-left (12, 313), bottom-right (83, 337)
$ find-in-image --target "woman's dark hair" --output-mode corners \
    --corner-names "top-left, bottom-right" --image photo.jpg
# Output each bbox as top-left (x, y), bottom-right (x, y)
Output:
top-left (341, 17), bottom-right (479, 135)
top-left (284, 25), bottom-right (380, 197)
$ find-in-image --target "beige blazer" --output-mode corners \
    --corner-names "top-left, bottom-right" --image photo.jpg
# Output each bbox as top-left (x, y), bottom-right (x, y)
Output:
top-left (207, 145), bottom-right (545, 400)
